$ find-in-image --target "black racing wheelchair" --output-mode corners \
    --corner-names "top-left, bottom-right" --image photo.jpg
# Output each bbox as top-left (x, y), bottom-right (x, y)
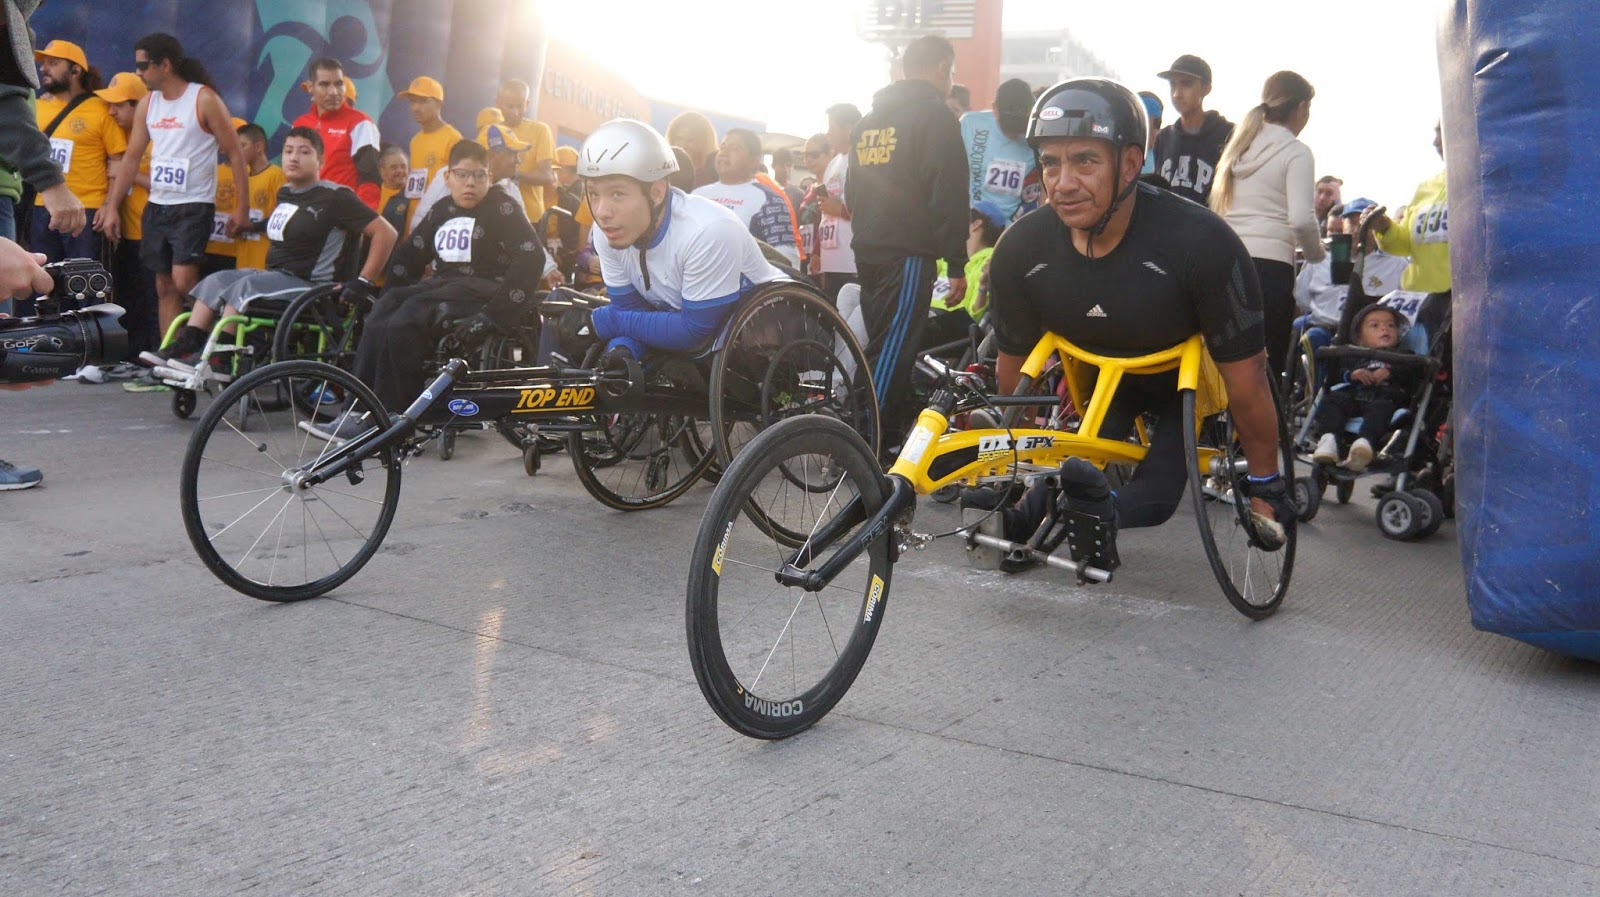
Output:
top-left (177, 280), bottom-right (878, 601)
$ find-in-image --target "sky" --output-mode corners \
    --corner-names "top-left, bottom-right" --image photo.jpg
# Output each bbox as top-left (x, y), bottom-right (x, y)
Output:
top-left (544, 0), bottom-right (1448, 210)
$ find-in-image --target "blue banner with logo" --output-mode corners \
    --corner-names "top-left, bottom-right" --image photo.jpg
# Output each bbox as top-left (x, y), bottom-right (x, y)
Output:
top-left (31, 0), bottom-right (548, 153)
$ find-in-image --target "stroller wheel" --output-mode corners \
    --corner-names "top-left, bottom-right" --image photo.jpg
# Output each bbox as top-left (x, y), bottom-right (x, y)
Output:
top-left (1410, 488), bottom-right (1445, 539)
top-left (1375, 491), bottom-right (1422, 541)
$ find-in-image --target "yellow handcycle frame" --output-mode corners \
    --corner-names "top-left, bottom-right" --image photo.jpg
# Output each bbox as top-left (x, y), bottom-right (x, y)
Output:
top-left (887, 331), bottom-right (1225, 495)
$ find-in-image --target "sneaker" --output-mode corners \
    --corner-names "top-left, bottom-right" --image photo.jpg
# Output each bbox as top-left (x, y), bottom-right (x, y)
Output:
top-left (0, 458), bottom-right (43, 490)
top-left (1342, 437), bottom-right (1374, 473)
top-left (103, 362), bottom-right (143, 381)
top-left (298, 409), bottom-right (376, 444)
top-left (1311, 432), bottom-right (1339, 465)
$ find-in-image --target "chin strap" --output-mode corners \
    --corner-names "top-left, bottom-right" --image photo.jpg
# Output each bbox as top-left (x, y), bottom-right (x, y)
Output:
top-left (633, 187), bottom-right (670, 293)
top-left (1082, 155), bottom-right (1139, 261)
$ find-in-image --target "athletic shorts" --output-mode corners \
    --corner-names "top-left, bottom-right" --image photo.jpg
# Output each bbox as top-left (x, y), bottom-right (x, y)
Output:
top-left (190, 269), bottom-right (314, 314)
top-left (140, 201), bottom-right (214, 273)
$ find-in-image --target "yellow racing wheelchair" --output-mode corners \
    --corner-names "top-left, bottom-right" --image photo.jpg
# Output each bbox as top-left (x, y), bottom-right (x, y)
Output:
top-left (685, 331), bottom-right (1297, 739)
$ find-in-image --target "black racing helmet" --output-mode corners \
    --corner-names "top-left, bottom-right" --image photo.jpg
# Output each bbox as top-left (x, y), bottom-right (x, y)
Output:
top-left (1026, 78), bottom-right (1149, 153)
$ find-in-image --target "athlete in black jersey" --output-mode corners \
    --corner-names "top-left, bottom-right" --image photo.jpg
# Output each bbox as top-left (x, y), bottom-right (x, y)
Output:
top-left (980, 79), bottom-right (1294, 569)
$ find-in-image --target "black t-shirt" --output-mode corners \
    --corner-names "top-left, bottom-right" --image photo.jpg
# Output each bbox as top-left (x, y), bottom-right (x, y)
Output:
top-left (263, 181), bottom-right (378, 282)
top-left (380, 191), bottom-right (410, 241)
top-left (989, 183), bottom-right (1264, 364)
top-left (386, 184), bottom-right (546, 324)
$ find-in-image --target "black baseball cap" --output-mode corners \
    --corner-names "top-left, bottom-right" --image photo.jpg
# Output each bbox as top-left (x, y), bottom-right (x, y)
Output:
top-left (1158, 54), bottom-right (1213, 85)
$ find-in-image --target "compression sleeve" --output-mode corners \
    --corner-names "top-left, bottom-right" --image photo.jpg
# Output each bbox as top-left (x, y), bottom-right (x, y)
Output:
top-left (591, 301), bottom-right (729, 352)
top-left (986, 225), bottom-right (1043, 356)
top-left (1186, 223), bottom-right (1266, 363)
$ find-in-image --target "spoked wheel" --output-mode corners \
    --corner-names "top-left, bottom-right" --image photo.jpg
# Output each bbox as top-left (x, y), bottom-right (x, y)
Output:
top-left (272, 284), bottom-right (362, 369)
top-left (1182, 385), bottom-right (1296, 619)
top-left (709, 286), bottom-right (879, 542)
top-left (179, 360), bottom-right (402, 601)
top-left (709, 285), bottom-right (879, 467)
top-left (569, 411), bottom-right (714, 510)
top-left (686, 415), bottom-right (892, 740)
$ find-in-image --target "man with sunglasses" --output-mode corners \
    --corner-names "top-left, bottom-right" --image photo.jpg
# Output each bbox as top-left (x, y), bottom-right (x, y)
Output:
top-left (308, 140), bottom-right (545, 439)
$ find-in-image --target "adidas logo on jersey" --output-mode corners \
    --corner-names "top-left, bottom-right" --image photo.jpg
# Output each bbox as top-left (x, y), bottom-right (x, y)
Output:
top-left (1025, 263), bottom-right (1048, 278)
top-left (1143, 261), bottom-right (1168, 276)
top-left (1086, 305), bottom-right (1107, 318)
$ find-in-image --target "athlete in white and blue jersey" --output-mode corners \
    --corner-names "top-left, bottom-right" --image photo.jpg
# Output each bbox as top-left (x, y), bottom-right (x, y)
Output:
top-left (580, 119), bottom-right (786, 360)
top-left (958, 79), bottom-right (1037, 221)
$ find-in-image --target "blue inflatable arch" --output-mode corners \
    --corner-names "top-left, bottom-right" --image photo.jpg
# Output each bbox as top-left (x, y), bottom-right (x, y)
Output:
top-left (1442, 0), bottom-right (1600, 660)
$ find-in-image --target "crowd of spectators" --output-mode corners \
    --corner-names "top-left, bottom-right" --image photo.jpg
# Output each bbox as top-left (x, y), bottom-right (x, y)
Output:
top-left (0, 20), bottom-right (1451, 493)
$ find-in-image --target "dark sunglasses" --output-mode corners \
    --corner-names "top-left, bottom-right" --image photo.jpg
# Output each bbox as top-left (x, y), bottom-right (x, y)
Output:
top-left (134, 60), bottom-right (151, 71)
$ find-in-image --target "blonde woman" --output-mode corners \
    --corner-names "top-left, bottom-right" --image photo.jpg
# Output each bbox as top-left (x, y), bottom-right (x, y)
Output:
top-left (1210, 71), bottom-right (1324, 379)
top-left (665, 111), bottom-right (718, 189)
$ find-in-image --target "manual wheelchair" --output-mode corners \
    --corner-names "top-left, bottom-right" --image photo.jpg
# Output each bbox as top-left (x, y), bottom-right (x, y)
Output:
top-left (176, 279), bottom-right (878, 602)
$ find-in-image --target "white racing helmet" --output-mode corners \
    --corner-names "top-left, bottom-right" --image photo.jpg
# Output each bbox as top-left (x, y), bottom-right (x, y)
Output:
top-left (578, 119), bottom-right (679, 183)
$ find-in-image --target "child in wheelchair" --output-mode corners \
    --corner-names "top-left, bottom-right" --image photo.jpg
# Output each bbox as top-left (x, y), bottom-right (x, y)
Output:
top-left (1309, 304), bottom-right (1418, 472)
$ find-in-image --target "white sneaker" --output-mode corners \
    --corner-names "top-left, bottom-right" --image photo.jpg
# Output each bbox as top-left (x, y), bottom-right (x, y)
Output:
top-left (1311, 432), bottom-right (1339, 465)
top-left (1342, 437), bottom-right (1374, 473)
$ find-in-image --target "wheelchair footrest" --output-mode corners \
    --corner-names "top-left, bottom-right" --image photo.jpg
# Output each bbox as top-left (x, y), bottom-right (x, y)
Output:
top-left (1061, 509), bottom-right (1120, 584)
top-left (966, 531), bottom-right (1113, 584)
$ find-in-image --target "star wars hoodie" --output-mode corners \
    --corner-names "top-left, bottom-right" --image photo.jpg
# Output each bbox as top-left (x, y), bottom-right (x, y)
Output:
top-left (1153, 110), bottom-right (1234, 206)
top-left (847, 78), bottom-right (970, 272)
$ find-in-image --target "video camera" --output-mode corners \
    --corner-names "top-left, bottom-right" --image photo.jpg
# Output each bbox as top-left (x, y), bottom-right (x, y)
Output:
top-left (0, 258), bottom-right (127, 384)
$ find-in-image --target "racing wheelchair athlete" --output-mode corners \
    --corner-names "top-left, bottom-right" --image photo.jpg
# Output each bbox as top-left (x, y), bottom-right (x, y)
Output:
top-left (683, 80), bottom-right (1301, 740)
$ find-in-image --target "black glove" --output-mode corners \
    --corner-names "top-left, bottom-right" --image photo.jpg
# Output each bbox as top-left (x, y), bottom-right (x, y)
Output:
top-left (340, 276), bottom-right (376, 310)
top-left (597, 343), bottom-right (642, 396)
top-left (448, 312), bottom-right (497, 347)
top-left (1246, 473), bottom-right (1295, 551)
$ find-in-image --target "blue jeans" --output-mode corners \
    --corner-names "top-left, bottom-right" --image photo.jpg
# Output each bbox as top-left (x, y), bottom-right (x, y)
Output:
top-left (0, 195), bottom-right (15, 241)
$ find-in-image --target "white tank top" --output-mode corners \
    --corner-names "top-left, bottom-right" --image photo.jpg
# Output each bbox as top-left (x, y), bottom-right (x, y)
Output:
top-left (145, 81), bottom-right (217, 206)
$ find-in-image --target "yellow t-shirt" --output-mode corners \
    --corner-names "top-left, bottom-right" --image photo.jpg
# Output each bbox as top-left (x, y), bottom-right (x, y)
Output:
top-left (120, 144), bottom-right (151, 242)
top-left (35, 94), bottom-right (128, 208)
top-left (406, 123), bottom-right (462, 218)
top-left (206, 163), bottom-right (238, 258)
top-left (233, 164), bottom-right (285, 270)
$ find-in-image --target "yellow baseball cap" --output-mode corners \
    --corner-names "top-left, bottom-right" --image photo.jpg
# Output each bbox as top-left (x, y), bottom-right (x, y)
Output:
top-left (476, 106), bottom-right (504, 132)
top-left (34, 39), bottom-right (88, 71)
top-left (95, 71), bottom-right (148, 104)
top-left (554, 145), bottom-right (578, 167)
top-left (231, 116), bottom-right (249, 130)
top-left (483, 124), bottom-right (529, 153)
top-left (398, 76), bottom-right (444, 103)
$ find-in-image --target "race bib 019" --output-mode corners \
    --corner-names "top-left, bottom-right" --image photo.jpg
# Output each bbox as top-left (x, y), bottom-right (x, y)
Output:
top-left (434, 217), bottom-right (475, 263)
top-left (984, 158), bottom-right (1025, 197)
top-left (150, 156), bottom-right (189, 189)
top-left (266, 203), bottom-right (298, 242)
top-left (210, 212), bottom-right (234, 244)
top-left (48, 137), bottom-right (72, 174)
top-left (405, 168), bottom-right (428, 199)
